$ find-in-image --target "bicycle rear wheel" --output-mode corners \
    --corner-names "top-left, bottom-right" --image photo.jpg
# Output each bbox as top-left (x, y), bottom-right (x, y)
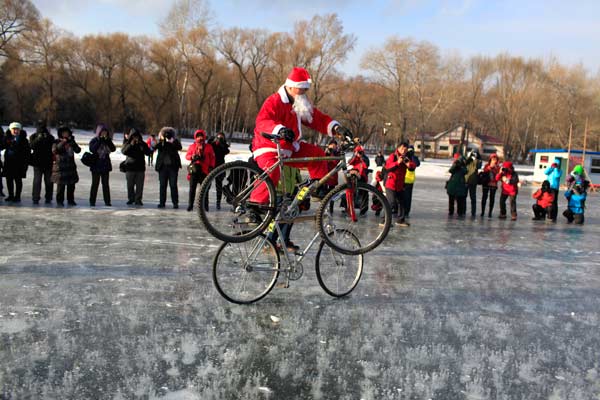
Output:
top-left (198, 160), bottom-right (277, 242)
top-left (213, 235), bottom-right (280, 304)
top-left (316, 182), bottom-right (391, 255)
top-left (315, 229), bottom-right (363, 298)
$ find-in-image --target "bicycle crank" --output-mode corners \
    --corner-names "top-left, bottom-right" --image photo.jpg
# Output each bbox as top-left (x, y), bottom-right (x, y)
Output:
top-left (287, 262), bottom-right (304, 281)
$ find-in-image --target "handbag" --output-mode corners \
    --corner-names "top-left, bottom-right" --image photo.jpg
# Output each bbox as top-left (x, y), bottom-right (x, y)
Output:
top-left (188, 163), bottom-right (200, 175)
top-left (477, 170), bottom-right (490, 185)
top-left (81, 152), bottom-right (98, 167)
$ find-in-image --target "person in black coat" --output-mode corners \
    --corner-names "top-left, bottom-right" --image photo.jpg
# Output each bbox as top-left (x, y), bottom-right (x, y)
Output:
top-left (155, 127), bottom-right (182, 208)
top-left (0, 126), bottom-right (4, 197)
top-left (88, 124), bottom-right (116, 206)
top-left (2, 122), bottom-right (30, 202)
top-left (29, 122), bottom-right (56, 204)
top-left (121, 128), bottom-right (152, 206)
top-left (375, 151), bottom-right (385, 167)
top-left (209, 132), bottom-right (230, 209)
top-left (52, 126), bottom-right (81, 206)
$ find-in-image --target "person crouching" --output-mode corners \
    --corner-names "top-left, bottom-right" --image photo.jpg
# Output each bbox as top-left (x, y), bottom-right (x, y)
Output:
top-left (563, 182), bottom-right (586, 224)
top-left (532, 180), bottom-right (554, 220)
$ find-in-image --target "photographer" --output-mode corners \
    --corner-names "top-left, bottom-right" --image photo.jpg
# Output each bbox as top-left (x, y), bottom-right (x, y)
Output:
top-left (155, 127), bottom-right (182, 208)
top-left (88, 124), bottom-right (116, 207)
top-left (51, 126), bottom-right (81, 206)
top-left (495, 161), bottom-right (519, 220)
top-left (382, 141), bottom-right (416, 226)
top-left (402, 145), bottom-right (421, 220)
top-left (209, 132), bottom-right (230, 209)
top-left (2, 122), bottom-right (30, 203)
top-left (185, 129), bottom-right (215, 211)
top-left (29, 122), bottom-right (55, 204)
top-left (447, 153), bottom-right (467, 217)
top-left (464, 149), bottom-right (482, 217)
top-left (121, 128), bottom-right (152, 206)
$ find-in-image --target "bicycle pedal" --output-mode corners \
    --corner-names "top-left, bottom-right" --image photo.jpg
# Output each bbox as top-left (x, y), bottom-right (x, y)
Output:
top-left (276, 282), bottom-right (290, 289)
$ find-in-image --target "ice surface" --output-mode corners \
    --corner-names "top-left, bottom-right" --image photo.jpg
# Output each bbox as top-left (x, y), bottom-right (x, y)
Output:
top-left (0, 154), bottom-right (599, 399)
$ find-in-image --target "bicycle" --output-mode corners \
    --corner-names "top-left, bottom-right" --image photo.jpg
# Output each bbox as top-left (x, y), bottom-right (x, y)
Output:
top-left (197, 133), bottom-right (392, 255)
top-left (212, 224), bottom-right (363, 304)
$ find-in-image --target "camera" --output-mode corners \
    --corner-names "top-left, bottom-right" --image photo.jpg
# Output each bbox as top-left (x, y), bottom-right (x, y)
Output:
top-left (402, 156), bottom-right (410, 163)
top-left (501, 167), bottom-right (508, 172)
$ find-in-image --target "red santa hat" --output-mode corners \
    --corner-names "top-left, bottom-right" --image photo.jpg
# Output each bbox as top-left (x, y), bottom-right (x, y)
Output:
top-left (285, 67), bottom-right (312, 89)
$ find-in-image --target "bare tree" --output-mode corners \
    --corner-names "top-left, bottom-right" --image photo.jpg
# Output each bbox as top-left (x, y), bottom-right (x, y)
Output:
top-left (292, 14), bottom-right (356, 105)
top-left (0, 0), bottom-right (39, 58)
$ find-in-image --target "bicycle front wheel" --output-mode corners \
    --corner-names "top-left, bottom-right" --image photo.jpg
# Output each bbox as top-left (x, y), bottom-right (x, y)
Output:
top-left (316, 182), bottom-right (391, 255)
top-left (213, 235), bottom-right (280, 304)
top-left (316, 229), bottom-right (363, 298)
top-left (198, 160), bottom-right (277, 242)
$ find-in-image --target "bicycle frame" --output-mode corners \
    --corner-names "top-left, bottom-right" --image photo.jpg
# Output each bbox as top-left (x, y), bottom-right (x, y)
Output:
top-left (238, 223), bottom-right (323, 288)
top-left (235, 138), bottom-right (360, 221)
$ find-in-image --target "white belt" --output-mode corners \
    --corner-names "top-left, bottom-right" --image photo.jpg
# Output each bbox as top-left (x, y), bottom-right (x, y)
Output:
top-left (252, 147), bottom-right (292, 158)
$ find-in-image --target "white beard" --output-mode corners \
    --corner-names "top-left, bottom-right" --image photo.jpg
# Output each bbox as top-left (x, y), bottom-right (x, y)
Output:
top-left (292, 94), bottom-right (313, 123)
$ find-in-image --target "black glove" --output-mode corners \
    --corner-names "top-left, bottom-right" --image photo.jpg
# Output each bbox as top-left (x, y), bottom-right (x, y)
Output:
top-left (279, 127), bottom-right (295, 143)
top-left (192, 155), bottom-right (201, 162)
top-left (334, 125), bottom-right (353, 141)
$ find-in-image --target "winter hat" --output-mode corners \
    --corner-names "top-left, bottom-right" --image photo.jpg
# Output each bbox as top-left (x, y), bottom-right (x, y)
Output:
top-left (503, 161), bottom-right (514, 170)
top-left (159, 127), bottom-right (176, 139)
top-left (573, 165), bottom-right (584, 175)
top-left (285, 67), bottom-right (312, 89)
top-left (95, 124), bottom-right (109, 136)
top-left (489, 153), bottom-right (498, 160)
top-left (194, 129), bottom-right (206, 139)
top-left (541, 180), bottom-right (550, 191)
top-left (9, 122), bottom-right (22, 130)
top-left (57, 126), bottom-right (72, 136)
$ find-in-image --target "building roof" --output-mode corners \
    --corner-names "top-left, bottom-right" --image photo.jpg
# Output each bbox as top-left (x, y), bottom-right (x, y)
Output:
top-left (477, 134), bottom-right (503, 145)
top-left (530, 149), bottom-right (600, 155)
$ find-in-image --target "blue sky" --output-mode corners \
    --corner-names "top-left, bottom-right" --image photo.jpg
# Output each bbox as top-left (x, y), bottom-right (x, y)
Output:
top-left (32, 0), bottom-right (600, 76)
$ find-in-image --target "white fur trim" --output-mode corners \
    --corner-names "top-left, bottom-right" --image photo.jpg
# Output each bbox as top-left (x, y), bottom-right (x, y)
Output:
top-left (327, 120), bottom-right (339, 136)
top-left (272, 124), bottom-right (285, 137)
top-left (277, 86), bottom-right (289, 104)
top-left (252, 147), bottom-right (279, 158)
top-left (285, 78), bottom-right (311, 89)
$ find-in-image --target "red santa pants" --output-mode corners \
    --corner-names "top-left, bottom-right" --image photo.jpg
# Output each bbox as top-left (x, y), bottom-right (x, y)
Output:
top-left (250, 142), bottom-right (328, 204)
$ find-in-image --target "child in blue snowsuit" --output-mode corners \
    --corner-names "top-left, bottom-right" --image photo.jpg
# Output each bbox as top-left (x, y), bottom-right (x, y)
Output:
top-left (563, 182), bottom-right (586, 224)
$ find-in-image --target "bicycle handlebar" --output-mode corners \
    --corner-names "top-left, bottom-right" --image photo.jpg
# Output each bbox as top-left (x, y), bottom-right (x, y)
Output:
top-left (259, 132), bottom-right (361, 152)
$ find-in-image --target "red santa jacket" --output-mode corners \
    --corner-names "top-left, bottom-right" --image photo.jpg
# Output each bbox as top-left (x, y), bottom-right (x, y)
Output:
top-left (252, 86), bottom-right (338, 157)
top-left (186, 140), bottom-right (215, 175)
top-left (384, 153), bottom-right (416, 191)
top-left (532, 189), bottom-right (554, 208)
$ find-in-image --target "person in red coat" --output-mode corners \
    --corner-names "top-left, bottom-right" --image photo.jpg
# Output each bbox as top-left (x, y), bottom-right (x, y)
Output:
top-left (496, 161), bottom-right (519, 220)
top-left (382, 142), bottom-right (416, 226)
top-left (532, 180), bottom-right (554, 220)
top-left (249, 67), bottom-right (352, 204)
top-left (186, 129), bottom-right (215, 211)
top-left (480, 153), bottom-right (500, 218)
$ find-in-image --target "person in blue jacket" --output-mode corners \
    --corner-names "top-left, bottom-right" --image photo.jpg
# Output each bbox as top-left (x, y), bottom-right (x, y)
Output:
top-left (563, 182), bottom-right (586, 224)
top-left (544, 158), bottom-right (562, 222)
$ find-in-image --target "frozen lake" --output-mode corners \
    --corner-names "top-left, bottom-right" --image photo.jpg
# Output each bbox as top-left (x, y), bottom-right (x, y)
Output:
top-left (0, 157), bottom-right (599, 399)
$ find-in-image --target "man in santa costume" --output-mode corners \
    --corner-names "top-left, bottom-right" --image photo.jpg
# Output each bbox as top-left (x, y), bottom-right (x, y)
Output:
top-left (249, 67), bottom-right (352, 204)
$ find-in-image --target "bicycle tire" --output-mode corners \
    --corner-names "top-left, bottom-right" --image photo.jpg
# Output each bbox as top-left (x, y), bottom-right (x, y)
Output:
top-left (198, 160), bottom-right (277, 243)
top-left (213, 234), bottom-right (280, 304)
top-left (316, 182), bottom-right (392, 255)
top-left (315, 229), bottom-right (363, 297)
